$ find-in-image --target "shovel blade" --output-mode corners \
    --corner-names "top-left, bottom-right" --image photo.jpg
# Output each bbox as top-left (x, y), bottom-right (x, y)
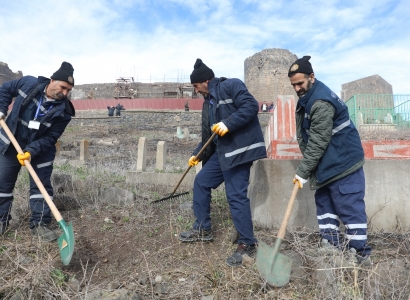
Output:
top-left (57, 220), bottom-right (75, 266)
top-left (256, 240), bottom-right (293, 287)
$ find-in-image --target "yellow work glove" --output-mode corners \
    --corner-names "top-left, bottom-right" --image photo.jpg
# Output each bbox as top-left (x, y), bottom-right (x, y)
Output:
top-left (212, 122), bottom-right (229, 137)
top-left (17, 152), bottom-right (31, 166)
top-left (188, 156), bottom-right (199, 167)
top-left (293, 174), bottom-right (308, 189)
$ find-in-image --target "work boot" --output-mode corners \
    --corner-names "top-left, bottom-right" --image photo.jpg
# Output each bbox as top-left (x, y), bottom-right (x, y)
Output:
top-left (178, 229), bottom-right (213, 242)
top-left (349, 248), bottom-right (372, 267)
top-left (31, 225), bottom-right (59, 242)
top-left (306, 238), bottom-right (341, 257)
top-left (226, 243), bottom-right (257, 267)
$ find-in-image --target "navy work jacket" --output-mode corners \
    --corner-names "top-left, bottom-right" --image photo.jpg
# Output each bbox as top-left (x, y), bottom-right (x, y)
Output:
top-left (193, 77), bottom-right (266, 171)
top-left (0, 76), bottom-right (75, 158)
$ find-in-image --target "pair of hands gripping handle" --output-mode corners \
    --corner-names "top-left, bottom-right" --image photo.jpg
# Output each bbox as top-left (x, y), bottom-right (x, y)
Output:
top-left (189, 122), bottom-right (227, 167)
top-left (171, 132), bottom-right (218, 195)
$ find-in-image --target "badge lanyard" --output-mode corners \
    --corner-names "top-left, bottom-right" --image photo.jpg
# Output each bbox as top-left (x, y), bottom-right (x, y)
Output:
top-left (33, 96), bottom-right (53, 121)
top-left (29, 95), bottom-right (53, 130)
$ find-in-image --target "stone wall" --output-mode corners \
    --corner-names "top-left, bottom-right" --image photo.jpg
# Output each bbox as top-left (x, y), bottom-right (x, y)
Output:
top-left (341, 74), bottom-right (393, 101)
top-left (71, 82), bottom-right (196, 100)
top-left (244, 48), bottom-right (298, 104)
top-left (0, 62), bottom-right (23, 86)
top-left (71, 110), bottom-right (272, 132)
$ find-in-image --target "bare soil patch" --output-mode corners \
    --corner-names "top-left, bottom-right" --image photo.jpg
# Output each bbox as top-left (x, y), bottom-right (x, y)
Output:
top-left (1, 114), bottom-right (410, 299)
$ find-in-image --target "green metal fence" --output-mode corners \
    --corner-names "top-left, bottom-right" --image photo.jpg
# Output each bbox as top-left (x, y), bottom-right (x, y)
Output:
top-left (345, 94), bottom-right (410, 129)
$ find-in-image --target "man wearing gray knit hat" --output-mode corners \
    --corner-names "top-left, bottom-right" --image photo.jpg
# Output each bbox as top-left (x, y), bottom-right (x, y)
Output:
top-left (179, 58), bottom-right (267, 267)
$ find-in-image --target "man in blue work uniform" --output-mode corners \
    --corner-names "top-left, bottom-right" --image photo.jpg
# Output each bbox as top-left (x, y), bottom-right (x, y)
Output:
top-left (178, 59), bottom-right (267, 267)
top-left (0, 62), bottom-right (75, 242)
top-left (288, 56), bottom-right (372, 266)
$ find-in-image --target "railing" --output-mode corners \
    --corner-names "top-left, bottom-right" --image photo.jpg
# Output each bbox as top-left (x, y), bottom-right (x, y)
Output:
top-left (345, 94), bottom-right (410, 130)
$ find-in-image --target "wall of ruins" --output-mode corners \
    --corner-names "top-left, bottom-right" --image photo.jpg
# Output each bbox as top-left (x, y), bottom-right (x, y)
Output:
top-left (244, 48), bottom-right (298, 104)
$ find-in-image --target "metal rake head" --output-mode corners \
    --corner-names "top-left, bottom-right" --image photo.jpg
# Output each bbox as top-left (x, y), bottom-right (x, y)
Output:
top-left (150, 191), bottom-right (190, 205)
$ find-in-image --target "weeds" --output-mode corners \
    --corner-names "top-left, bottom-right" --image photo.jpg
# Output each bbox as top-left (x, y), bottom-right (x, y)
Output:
top-left (1, 112), bottom-right (409, 299)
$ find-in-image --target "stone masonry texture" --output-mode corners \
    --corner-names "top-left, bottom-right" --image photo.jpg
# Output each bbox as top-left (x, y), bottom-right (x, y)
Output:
top-left (341, 74), bottom-right (393, 101)
top-left (244, 48), bottom-right (298, 104)
top-left (0, 62), bottom-right (23, 86)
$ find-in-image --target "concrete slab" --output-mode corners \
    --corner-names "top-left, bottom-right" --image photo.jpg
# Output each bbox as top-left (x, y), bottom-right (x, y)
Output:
top-left (248, 159), bottom-right (410, 232)
top-left (126, 171), bottom-right (196, 189)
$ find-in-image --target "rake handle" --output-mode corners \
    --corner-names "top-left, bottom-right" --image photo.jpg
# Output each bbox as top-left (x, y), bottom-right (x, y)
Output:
top-left (277, 182), bottom-right (299, 239)
top-left (170, 132), bottom-right (217, 195)
top-left (0, 119), bottom-right (63, 222)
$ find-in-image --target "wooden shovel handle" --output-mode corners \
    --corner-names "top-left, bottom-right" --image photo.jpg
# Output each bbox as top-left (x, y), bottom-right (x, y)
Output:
top-left (277, 182), bottom-right (299, 239)
top-left (170, 132), bottom-right (217, 194)
top-left (0, 119), bottom-right (63, 222)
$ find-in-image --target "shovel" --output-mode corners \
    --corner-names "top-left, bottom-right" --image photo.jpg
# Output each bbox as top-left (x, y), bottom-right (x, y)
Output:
top-left (151, 132), bottom-right (217, 204)
top-left (256, 182), bottom-right (299, 287)
top-left (0, 119), bottom-right (75, 266)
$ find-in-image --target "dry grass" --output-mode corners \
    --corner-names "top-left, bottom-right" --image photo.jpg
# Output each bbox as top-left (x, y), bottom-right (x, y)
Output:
top-left (1, 121), bottom-right (410, 299)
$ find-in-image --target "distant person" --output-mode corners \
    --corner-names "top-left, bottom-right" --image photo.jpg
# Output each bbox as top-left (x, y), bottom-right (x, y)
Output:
top-left (261, 103), bottom-right (268, 112)
top-left (115, 103), bottom-right (125, 116)
top-left (184, 100), bottom-right (190, 111)
top-left (107, 106), bottom-right (115, 117)
top-left (268, 103), bottom-right (275, 112)
top-left (0, 62), bottom-right (75, 241)
top-left (178, 58), bottom-right (266, 267)
top-left (288, 56), bottom-right (371, 266)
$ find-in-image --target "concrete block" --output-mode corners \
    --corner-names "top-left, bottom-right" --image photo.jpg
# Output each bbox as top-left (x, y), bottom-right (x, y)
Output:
top-left (137, 137), bottom-right (147, 172)
top-left (80, 139), bottom-right (89, 161)
top-left (248, 159), bottom-right (317, 230)
top-left (126, 171), bottom-right (196, 189)
top-left (156, 141), bottom-right (166, 171)
top-left (249, 159), bottom-right (410, 232)
top-left (55, 140), bottom-right (61, 156)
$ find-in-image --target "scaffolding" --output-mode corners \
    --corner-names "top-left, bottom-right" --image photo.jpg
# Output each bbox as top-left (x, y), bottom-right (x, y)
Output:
top-left (114, 77), bottom-right (136, 99)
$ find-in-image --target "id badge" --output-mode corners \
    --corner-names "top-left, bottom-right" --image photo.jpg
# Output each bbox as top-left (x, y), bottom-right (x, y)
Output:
top-left (28, 120), bottom-right (40, 130)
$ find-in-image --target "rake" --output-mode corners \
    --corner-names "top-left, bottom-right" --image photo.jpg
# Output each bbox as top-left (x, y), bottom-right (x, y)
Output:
top-left (151, 132), bottom-right (217, 204)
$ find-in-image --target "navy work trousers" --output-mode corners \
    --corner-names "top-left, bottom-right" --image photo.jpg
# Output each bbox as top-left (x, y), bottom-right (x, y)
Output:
top-left (192, 152), bottom-right (257, 245)
top-left (315, 167), bottom-right (371, 255)
top-left (0, 148), bottom-right (54, 228)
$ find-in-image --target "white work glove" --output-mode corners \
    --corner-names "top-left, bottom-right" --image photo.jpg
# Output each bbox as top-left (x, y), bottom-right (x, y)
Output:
top-left (212, 122), bottom-right (229, 137)
top-left (293, 174), bottom-right (308, 189)
top-left (0, 111), bottom-right (5, 120)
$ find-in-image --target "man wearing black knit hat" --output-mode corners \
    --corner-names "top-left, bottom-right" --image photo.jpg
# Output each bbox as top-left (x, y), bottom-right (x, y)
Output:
top-left (0, 62), bottom-right (75, 242)
top-left (288, 56), bottom-right (372, 266)
top-left (178, 58), bottom-right (267, 267)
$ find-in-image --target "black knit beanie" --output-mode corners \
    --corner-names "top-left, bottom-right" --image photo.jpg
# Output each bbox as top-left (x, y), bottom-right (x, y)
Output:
top-left (288, 56), bottom-right (314, 76)
top-left (190, 59), bottom-right (215, 84)
top-left (51, 61), bottom-right (75, 86)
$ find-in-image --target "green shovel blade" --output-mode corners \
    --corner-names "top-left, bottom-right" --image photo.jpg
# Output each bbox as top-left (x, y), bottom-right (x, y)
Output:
top-left (256, 240), bottom-right (293, 287)
top-left (57, 220), bottom-right (75, 266)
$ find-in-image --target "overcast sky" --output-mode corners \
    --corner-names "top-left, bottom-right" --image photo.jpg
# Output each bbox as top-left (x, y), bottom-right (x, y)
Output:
top-left (1, 0), bottom-right (408, 96)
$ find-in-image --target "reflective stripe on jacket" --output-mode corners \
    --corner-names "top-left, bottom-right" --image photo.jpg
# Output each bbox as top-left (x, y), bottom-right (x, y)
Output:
top-left (193, 77), bottom-right (266, 170)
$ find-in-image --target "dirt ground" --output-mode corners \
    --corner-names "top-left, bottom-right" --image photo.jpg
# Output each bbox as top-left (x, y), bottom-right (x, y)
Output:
top-left (1, 113), bottom-right (410, 299)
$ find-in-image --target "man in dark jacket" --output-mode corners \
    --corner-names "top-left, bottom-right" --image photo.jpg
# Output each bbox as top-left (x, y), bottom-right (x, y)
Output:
top-left (115, 103), bottom-right (125, 116)
top-left (0, 62), bottom-right (75, 242)
top-left (107, 106), bottom-right (115, 116)
top-left (288, 56), bottom-right (371, 266)
top-left (178, 59), bottom-right (267, 267)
